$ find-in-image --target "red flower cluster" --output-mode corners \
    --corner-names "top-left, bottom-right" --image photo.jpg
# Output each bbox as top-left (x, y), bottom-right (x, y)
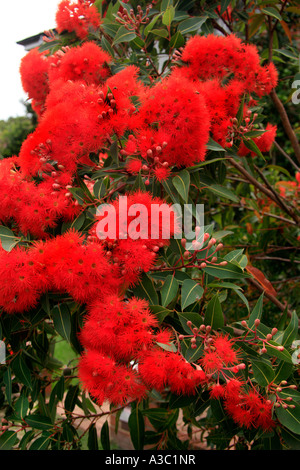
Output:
top-left (78, 295), bottom-right (206, 405)
top-left (174, 33), bottom-right (278, 148)
top-left (55, 0), bottom-right (101, 39)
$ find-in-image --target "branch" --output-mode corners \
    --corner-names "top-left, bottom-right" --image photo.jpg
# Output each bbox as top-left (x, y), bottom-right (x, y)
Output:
top-left (270, 90), bottom-right (300, 165)
top-left (227, 157), bottom-right (300, 226)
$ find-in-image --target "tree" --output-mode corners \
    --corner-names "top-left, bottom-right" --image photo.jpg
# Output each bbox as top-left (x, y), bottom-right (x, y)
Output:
top-left (0, 0), bottom-right (299, 451)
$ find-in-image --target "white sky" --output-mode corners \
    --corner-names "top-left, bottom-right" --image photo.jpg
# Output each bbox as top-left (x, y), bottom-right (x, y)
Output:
top-left (0, 0), bottom-right (62, 121)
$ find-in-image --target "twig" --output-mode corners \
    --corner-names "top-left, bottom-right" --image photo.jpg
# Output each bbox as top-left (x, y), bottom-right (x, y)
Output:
top-left (269, 90), bottom-right (300, 165)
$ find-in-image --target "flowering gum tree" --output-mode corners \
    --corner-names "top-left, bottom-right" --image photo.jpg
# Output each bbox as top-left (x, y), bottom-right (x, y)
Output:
top-left (0, 0), bottom-right (299, 451)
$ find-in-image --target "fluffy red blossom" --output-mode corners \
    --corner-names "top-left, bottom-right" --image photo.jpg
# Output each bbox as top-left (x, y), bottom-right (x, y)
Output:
top-left (78, 349), bottom-right (148, 406)
top-left (103, 65), bottom-right (146, 136)
top-left (48, 42), bottom-right (111, 86)
top-left (80, 295), bottom-right (157, 362)
top-left (180, 34), bottom-right (278, 97)
top-left (0, 245), bottom-right (48, 314)
top-left (19, 81), bottom-right (113, 177)
top-left (200, 333), bottom-right (239, 373)
top-left (94, 190), bottom-right (178, 245)
top-left (138, 348), bottom-right (206, 395)
top-left (56, 0), bottom-right (101, 39)
top-left (224, 385), bottom-right (275, 431)
top-left (38, 230), bottom-right (120, 303)
top-left (126, 158), bottom-right (142, 174)
top-left (238, 123), bottom-right (277, 157)
top-left (133, 72), bottom-right (210, 167)
top-left (212, 333), bottom-right (239, 365)
top-left (19, 48), bottom-right (50, 118)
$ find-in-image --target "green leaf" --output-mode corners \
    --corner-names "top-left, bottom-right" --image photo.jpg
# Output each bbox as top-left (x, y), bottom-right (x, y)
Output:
top-left (69, 187), bottom-right (86, 205)
top-left (220, 0), bottom-right (231, 15)
top-left (161, 274), bottom-right (179, 307)
top-left (12, 353), bottom-right (32, 389)
top-left (113, 25), bottom-right (136, 45)
top-left (202, 261), bottom-right (246, 280)
top-left (29, 433), bottom-right (52, 450)
top-left (169, 31), bottom-right (185, 49)
top-left (101, 421), bottom-right (110, 450)
top-left (0, 431), bottom-right (18, 450)
top-left (276, 403), bottom-right (300, 435)
top-left (144, 13), bottom-right (161, 35)
top-left (142, 408), bottom-right (170, 431)
top-left (265, 341), bottom-right (293, 363)
top-left (128, 406), bottom-right (145, 450)
top-left (251, 359), bottom-right (275, 386)
top-left (93, 176), bottom-right (110, 199)
top-left (242, 137), bottom-right (265, 159)
top-left (177, 311), bottom-right (203, 333)
top-left (178, 16), bottom-right (208, 34)
top-left (25, 414), bottom-right (53, 431)
top-left (3, 367), bottom-right (12, 406)
top-left (205, 183), bottom-right (239, 202)
top-left (133, 273), bottom-right (159, 305)
top-left (0, 226), bottom-right (19, 252)
top-left (150, 28), bottom-right (169, 38)
top-left (101, 35), bottom-right (115, 57)
top-left (261, 7), bottom-right (282, 21)
top-left (162, 5), bottom-right (175, 25)
top-left (64, 385), bottom-right (80, 414)
top-left (181, 279), bottom-right (204, 311)
top-left (51, 304), bottom-right (72, 342)
top-left (149, 305), bottom-right (172, 323)
top-left (204, 294), bottom-right (224, 329)
top-left (248, 293), bottom-right (264, 329)
top-left (172, 169), bottom-right (190, 203)
top-left (88, 423), bottom-right (99, 450)
top-left (282, 311), bottom-right (299, 347)
top-left (206, 138), bottom-right (225, 152)
top-left (15, 395), bottom-right (29, 420)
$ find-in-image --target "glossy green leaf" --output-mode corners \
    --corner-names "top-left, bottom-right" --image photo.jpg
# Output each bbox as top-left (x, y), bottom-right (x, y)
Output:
top-left (0, 226), bottom-right (19, 252)
top-left (248, 293), bottom-right (264, 329)
top-left (15, 395), bottom-right (29, 420)
top-left (181, 279), bottom-right (204, 310)
top-left (29, 433), bottom-right (52, 450)
top-left (169, 31), bottom-right (185, 49)
top-left (64, 385), bottom-right (80, 414)
top-left (202, 261), bottom-right (246, 280)
top-left (173, 169), bottom-right (190, 203)
top-left (282, 311), bottom-right (299, 347)
top-left (25, 414), bottom-right (53, 431)
top-left (128, 407), bottom-right (145, 450)
top-left (276, 403), bottom-right (300, 435)
top-left (261, 7), bottom-right (282, 21)
top-left (133, 273), bottom-right (159, 305)
top-left (161, 274), bottom-right (179, 307)
top-left (88, 423), bottom-right (99, 450)
top-left (162, 5), bottom-right (175, 25)
top-left (101, 421), bottom-right (110, 450)
top-left (204, 294), bottom-right (224, 329)
top-left (178, 16), bottom-right (208, 34)
top-left (51, 304), bottom-right (72, 342)
top-left (0, 431), bottom-right (18, 450)
top-left (12, 354), bottom-right (32, 390)
top-left (113, 26), bottom-right (136, 45)
top-left (251, 359), bottom-right (275, 386)
top-left (3, 367), bottom-right (12, 406)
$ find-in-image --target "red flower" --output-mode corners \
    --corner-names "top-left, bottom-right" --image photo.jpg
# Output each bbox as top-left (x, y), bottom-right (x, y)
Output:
top-left (56, 0), bottom-right (101, 39)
